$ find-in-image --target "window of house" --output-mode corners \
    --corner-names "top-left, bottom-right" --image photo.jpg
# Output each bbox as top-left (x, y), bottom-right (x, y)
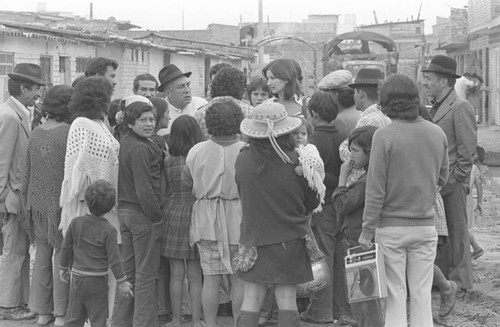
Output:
top-left (0, 52), bottom-right (14, 103)
top-left (76, 57), bottom-right (91, 73)
top-left (40, 56), bottom-right (52, 84)
top-left (0, 52), bottom-right (14, 76)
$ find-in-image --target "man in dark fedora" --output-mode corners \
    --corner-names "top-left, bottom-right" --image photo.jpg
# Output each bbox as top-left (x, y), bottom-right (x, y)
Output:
top-left (0, 63), bottom-right (45, 320)
top-left (422, 55), bottom-right (477, 292)
top-left (339, 69), bottom-right (390, 186)
top-left (157, 64), bottom-right (207, 135)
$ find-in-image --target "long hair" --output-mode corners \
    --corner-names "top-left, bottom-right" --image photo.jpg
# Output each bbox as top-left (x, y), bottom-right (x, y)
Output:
top-left (169, 115), bottom-right (203, 156)
top-left (379, 74), bottom-right (420, 120)
top-left (262, 58), bottom-right (302, 100)
top-left (248, 134), bottom-right (296, 174)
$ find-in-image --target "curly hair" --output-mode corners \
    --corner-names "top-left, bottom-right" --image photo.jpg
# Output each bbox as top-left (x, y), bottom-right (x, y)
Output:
top-left (41, 85), bottom-right (74, 123)
top-left (205, 100), bottom-right (244, 136)
top-left (85, 179), bottom-right (116, 217)
top-left (262, 59), bottom-right (302, 100)
top-left (380, 74), bottom-right (420, 120)
top-left (169, 115), bottom-right (203, 156)
top-left (69, 76), bottom-right (113, 120)
top-left (210, 67), bottom-right (247, 100)
top-left (348, 125), bottom-right (378, 153)
top-left (123, 102), bottom-right (155, 127)
top-left (209, 63), bottom-right (232, 80)
top-left (308, 91), bottom-right (340, 123)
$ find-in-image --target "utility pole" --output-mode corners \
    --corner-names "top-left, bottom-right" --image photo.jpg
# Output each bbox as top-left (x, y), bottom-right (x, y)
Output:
top-left (258, 0), bottom-right (264, 64)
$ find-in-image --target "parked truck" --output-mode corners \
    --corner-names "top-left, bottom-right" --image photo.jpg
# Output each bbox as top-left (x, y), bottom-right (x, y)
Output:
top-left (322, 31), bottom-right (398, 78)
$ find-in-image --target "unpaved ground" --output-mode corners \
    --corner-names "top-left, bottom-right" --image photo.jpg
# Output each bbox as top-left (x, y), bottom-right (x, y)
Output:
top-left (2, 187), bottom-right (500, 327)
top-left (432, 185), bottom-right (500, 327)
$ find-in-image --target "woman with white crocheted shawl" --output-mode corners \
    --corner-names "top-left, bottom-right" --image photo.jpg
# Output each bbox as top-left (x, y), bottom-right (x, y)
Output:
top-left (59, 77), bottom-right (120, 237)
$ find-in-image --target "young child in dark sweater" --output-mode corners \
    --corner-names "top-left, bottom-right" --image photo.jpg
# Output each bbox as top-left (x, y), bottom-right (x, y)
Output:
top-left (60, 180), bottom-right (133, 327)
top-left (332, 125), bottom-right (383, 327)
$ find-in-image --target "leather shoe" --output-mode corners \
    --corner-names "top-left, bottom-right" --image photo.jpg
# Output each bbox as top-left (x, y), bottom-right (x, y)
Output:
top-left (0, 307), bottom-right (37, 320)
top-left (439, 280), bottom-right (458, 317)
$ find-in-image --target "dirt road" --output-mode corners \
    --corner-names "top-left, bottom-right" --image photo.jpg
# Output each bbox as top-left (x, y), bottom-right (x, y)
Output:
top-left (2, 187), bottom-right (500, 327)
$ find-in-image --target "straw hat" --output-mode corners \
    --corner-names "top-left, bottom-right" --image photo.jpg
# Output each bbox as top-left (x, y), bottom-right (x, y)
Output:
top-left (240, 102), bottom-right (301, 139)
top-left (240, 102), bottom-right (301, 163)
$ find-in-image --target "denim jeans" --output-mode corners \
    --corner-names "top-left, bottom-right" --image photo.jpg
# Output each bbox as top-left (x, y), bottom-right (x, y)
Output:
top-left (64, 275), bottom-right (108, 327)
top-left (111, 208), bottom-right (161, 327)
top-left (302, 206), bottom-right (337, 322)
top-left (28, 223), bottom-right (69, 316)
top-left (376, 226), bottom-right (437, 327)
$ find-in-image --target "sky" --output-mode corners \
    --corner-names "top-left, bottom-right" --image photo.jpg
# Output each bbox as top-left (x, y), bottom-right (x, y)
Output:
top-left (2, 0), bottom-right (468, 33)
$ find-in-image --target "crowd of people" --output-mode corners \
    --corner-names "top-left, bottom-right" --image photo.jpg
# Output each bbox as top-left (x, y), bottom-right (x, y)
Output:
top-left (0, 53), bottom-right (483, 327)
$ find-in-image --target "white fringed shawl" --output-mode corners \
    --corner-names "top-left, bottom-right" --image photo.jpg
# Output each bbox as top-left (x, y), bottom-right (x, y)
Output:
top-left (59, 117), bottom-right (120, 236)
top-left (297, 143), bottom-right (326, 212)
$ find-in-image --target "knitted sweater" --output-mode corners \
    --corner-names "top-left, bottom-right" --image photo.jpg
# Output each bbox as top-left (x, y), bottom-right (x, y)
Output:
top-left (59, 117), bottom-right (120, 236)
top-left (60, 214), bottom-right (126, 282)
top-left (360, 118), bottom-right (449, 241)
top-left (22, 121), bottom-right (70, 247)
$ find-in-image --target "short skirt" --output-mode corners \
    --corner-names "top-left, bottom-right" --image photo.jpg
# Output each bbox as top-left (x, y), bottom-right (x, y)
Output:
top-left (237, 237), bottom-right (313, 284)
